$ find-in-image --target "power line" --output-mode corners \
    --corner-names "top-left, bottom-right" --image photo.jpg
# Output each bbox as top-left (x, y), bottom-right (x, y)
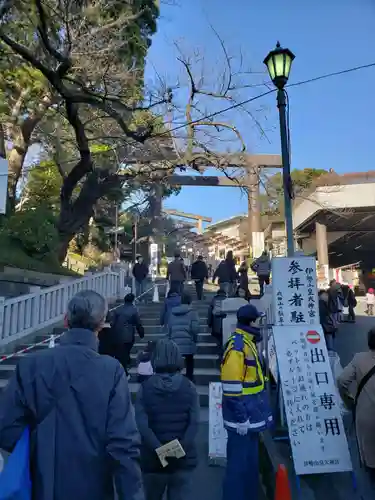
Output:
top-left (152, 61), bottom-right (375, 139)
top-left (287, 61), bottom-right (375, 88)
top-left (19, 60), bottom-right (375, 173)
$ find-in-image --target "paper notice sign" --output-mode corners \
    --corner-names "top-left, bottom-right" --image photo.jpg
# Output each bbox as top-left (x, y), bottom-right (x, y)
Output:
top-left (155, 439), bottom-right (185, 468)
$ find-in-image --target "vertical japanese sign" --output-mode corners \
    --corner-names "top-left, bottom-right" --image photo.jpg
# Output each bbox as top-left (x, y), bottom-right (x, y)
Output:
top-left (208, 383), bottom-right (227, 459)
top-left (272, 257), bottom-right (319, 326)
top-left (273, 324), bottom-right (352, 475)
top-left (149, 243), bottom-right (158, 280)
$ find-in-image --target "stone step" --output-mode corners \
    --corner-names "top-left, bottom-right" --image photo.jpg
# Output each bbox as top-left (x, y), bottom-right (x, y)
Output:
top-left (134, 341), bottom-right (218, 356)
top-left (128, 367), bottom-right (220, 386)
top-left (140, 320), bottom-right (209, 328)
top-left (129, 382), bottom-right (210, 407)
top-left (0, 369), bottom-right (213, 406)
top-left (0, 363), bottom-right (16, 379)
top-left (39, 332), bottom-right (215, 344)
top-left (20, 339), bottom-right (219, 357)
top-left (130, 352), bottom-right (219, 370)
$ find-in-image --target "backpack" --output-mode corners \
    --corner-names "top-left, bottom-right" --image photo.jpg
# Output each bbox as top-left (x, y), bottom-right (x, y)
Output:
top-left (0, 428), bottom-right (31, 500)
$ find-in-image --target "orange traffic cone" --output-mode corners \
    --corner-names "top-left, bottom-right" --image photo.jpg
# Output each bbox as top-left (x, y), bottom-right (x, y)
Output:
top-left (275, 464), bottom-right (292, 500)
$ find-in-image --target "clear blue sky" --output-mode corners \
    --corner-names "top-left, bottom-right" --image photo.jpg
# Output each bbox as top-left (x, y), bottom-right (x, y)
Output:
top-left (145, 0), bottom-right (375, 225)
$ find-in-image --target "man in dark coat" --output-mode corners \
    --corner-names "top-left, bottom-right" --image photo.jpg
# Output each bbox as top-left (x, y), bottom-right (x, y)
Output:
top-left (251, 251), bottom-right (271, 296)
top-left (109, 293), bottom-right (145, 375)
top-left (0, 290), bottom-right (144, 500)
top-left (341, 283), bottom-right (357, 323)
top-left (133, 256), bottom-right (149, 302)
top-left (213, 251), bottom-right (237, 296)
top-left (135, 339), bottom-right (199, 500)
top-left (191, 255), bottom-right (208, 300)
top-left (207, 287), bottom-right (227, 348)
top-left (167, 252), bottom-right (186, 295)
top-left (318, 289), bottom-right (337, 350)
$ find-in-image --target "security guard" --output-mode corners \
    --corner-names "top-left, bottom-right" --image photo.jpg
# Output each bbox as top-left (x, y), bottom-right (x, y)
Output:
top-left (221, 304), bottom-right (272, 500)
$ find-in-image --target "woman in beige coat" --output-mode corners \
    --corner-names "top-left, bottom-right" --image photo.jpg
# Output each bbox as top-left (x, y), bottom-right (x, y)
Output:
top-left (337, 327), bottom-right (375, 480)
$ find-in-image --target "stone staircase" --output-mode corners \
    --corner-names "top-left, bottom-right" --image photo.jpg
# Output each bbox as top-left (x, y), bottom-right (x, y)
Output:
top-left (0, 283), bottom-right (220, 407)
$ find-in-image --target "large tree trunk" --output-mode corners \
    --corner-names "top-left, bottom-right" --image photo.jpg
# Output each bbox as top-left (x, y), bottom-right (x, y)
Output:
top-left (56, 170), bottom-right (117, 263)
top-left (7, 145), bottom-right (26, 213)
top-left (56, 235), bottom-right (72, 264)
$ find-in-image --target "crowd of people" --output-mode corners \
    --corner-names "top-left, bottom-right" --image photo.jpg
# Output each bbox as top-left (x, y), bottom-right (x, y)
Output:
top-left (0, 281), bottom-right (271, 500)
top-left (318, 279), bottom-right (375, 351)
top-left (3, 248), bottom-right (375, 499)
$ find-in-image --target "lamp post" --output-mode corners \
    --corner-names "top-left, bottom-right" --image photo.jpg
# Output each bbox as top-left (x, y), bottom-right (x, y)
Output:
top-left (264, 42), bottom-right (295, 257)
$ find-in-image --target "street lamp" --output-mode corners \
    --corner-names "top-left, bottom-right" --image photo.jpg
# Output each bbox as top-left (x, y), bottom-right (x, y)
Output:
top-left (264, 42), bottom-right (295, 257)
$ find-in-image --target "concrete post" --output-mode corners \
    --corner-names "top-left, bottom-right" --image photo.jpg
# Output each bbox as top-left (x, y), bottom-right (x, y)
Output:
top-left (315, 222), bottom-right (329, 266)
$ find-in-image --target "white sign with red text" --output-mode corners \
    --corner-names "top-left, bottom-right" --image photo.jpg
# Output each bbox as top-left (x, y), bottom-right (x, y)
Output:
top-left (273, 324), bottom-right (352, 475)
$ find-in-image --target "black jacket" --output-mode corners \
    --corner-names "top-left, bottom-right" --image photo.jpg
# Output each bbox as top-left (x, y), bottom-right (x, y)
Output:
top-left (191, 260), bottom-right (208, 281)
top-left (213, 259), bottom-right (237, 284)
top-left (207, 292), bottom-right (227, 337)
top-left (0, 328), bottom-right (144, 500)
top-left (319, 300), bottom-right (336, 334)
top-left (328, 284), bottom-right (344, 313)
top-left (341, 285), bottom-right (357, 307)
top-left (135, 373), bottom-right (199, 473)
top-left (110, 303), bottom-right (144, 344)
top-left (133, 262), bottom-right (149, 282)
top-left (167, 259), bottom-right (186, 282)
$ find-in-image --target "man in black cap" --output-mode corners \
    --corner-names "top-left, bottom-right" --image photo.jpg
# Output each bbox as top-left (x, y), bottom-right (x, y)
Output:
top-left (166, 251), bottom-right (186, 295)
top-left (221, 304), bottom-right (272, 500)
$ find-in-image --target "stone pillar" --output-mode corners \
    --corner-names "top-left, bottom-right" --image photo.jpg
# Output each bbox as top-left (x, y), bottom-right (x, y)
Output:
top-left (246, 166), bottom-right (263, 258)
top-left (315, 222), bottom-right (329, 266)
top-left (197, 218), bottom-right (203, 234)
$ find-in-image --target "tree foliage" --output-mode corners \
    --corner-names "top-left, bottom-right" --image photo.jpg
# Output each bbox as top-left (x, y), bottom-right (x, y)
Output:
top-left (20, 160), bottom-right (62, 212)
top-left (0, 2), bottom-right (270, 264)
top-left (260, 168), bottom-right (328, 216)
top-left (1, 206), bottom-right (59, 257)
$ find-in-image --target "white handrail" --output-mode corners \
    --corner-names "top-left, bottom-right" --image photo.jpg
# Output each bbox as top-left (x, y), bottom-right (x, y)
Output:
top-left (0, 278), bottom-right (164, 357)
top-left (0, 268), bottom-right (129, 347)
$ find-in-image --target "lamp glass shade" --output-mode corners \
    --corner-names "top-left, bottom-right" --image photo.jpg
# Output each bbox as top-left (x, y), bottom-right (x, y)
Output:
top-left (264, 44), bottom-right (295, 88)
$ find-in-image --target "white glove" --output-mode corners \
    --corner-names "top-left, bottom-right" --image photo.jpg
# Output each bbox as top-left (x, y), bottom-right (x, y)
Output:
top-left (236, 420), bottom-right (250, 436)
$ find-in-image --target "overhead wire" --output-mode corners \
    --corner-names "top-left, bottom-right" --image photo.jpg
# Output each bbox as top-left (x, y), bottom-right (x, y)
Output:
top-left (151, 61), bottom-right (375, 140)
top-left (19, 60), bottom-right (375, 174)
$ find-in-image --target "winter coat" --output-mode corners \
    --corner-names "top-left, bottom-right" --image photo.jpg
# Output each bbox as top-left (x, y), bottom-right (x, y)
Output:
top-left (328, 284), bottom-right (344, 313)
top-left (318, 299), bottom-right (336, 335)
top-left (252, 255), bottom-right (271, 277)
top-left (338, 351), bottom-right (375, 468)
top-left (133, 262), bottom-right (149, 282)
top-left (160, 293), bottom-right (181, 326)
top-left (341, 285), bottom-right (357, 307)
top-left (213, 259), bottom-right (237, 284)
top-left (207, 292), bottom-right (227, 338)
top-left (167, 304), bottom-right (200, 356)
top-left (135, 373), bottom-right (199, 473)
top-left (0, 328), bottom-right (144, 500)
top-left (191, 260), bottom-right (208, 281)
top-left (110, 303), bottom-right (144, 344)
top-left (238, 266), bottom-right (249, 290)
top-left (167, 259), bottom-right (186, 282)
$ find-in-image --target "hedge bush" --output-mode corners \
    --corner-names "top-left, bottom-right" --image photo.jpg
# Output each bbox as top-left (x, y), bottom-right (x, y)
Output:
top-left (1, 207), bottom-right (59, 257)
